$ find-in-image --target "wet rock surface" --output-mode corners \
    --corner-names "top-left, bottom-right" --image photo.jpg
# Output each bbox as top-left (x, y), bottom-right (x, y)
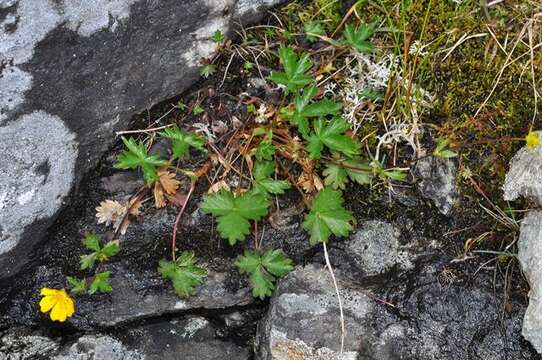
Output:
top-left (0, 0), bottom-right (287, 281)
top-left (415, 156), bottom-right (458, 215)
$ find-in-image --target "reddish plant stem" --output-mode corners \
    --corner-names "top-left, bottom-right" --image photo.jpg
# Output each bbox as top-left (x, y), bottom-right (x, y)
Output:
top-left (172, 180), bottom-right (197, 261)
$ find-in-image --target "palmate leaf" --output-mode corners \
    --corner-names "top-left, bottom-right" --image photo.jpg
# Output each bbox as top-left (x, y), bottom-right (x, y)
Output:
top-left (89, 271), bottom-right (113, 295)
top-left (115, 137), bottom-right (167, 184)
top-left (158, 252), bottom-right (208, 298)
top-left (236, 249), bottom-right (293, 299)
top-left (323, 155), bottom-right (372, 189)
top-left (289, 85), bottom-right (342, 136)
top-left (343, 23), bottom-right (375, 54)
top-left (201, 191), bottom-right (270, 245)
top-left (79, 233), bottom-right (120, 271)
top-left (303, 188), bottom-right (355, 245)
top-left (268, 46), bottom-right (313, 93)
top-left (67, 276), bottom-right (87, 295)
top-left (306, 117), bottom-right (360, 159)
top-left (159, 125), bottom-right (206, 160)
top-left (252, 161), bottom-right (290, 196)
top-left (304, 21), bottom-right (325, 43)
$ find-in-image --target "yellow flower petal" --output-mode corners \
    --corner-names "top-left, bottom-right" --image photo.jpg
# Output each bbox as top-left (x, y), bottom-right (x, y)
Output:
top-left (526, 131), bottom-right (541, 149)
top-left (50, 302), bottom-right (68, 322)
top-left (39, 295), bottom-right (56, 313)
top-left (61, 296), bottom-right (75, 318)
top-left (40, 288), bottom-right (57, 296)
top-left (38, 288), bottom-right (75, 322)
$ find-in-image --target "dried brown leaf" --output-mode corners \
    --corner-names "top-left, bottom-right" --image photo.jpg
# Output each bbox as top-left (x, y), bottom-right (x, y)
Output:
top-left (96, 200), bottom-right (125, 226)
top-left (167, 192), bottom-right (188, 208)
top-left (208, 180), bottom-right (231, 194)
top-left (158, 168), bottom-right (181, 195)
top-left (154, 181), bottom-right (166, 208)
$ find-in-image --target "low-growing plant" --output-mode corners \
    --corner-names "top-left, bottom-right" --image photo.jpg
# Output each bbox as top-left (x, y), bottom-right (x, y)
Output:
top-left (40, 18), bottom-right (411, 323)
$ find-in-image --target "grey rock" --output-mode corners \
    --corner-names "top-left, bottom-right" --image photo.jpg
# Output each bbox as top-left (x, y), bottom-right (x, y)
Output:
top-left (255, 264), bottom-right (371, 359)
top-left (517, 211), bottom-right (542, 353)
top-left (503, 146), bottom-right (542, 205)
top-left (0, 0), bottom-right (287, 280)
top-left (70, 260), bottom-right (253, 329)
top-left (117, 316), bottom-right (252, 359)
top-left (256, 261), bottom-right (532, 360)
top-left (0, 330), bottom-right (59, 359)
top-left (54, 335), bottom-right (144, 360)
top-left (1, 316), bottom-right (251, 359)
top-left (415, 156), bottom-right (458, 215)
top-left (345, 220), bottom-right (414, 275)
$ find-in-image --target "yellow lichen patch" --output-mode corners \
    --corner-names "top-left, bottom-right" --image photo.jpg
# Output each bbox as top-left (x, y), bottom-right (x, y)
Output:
top-left (39, 288), bottom-right (75, 322)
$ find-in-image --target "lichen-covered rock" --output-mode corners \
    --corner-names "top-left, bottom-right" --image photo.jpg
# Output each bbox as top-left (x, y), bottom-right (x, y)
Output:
top-left (0, 0), bottom-right (287, 280)
top-left (256, 261), bottom-right (532, 360)
top-left (415, 156), bottom-right (458, 215)
top-left (517, 211), bottom-right (542, 353)
top-left (255, 265), bottom-right (372, 359)
top-left (345, 220), bottom-right (414, 275)
top-left (503, 146), bottom-right (542, 205)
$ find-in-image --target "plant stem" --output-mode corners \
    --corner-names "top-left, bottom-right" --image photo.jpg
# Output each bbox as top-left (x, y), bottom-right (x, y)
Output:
top-left (172, 180), bottom-right (196, 261)
top-left (323, 242), bottom-right (345, 356)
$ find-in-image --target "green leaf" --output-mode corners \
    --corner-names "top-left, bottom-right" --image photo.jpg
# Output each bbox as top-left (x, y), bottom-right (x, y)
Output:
top-left (324, 155), bottom-right (373, 188)
top-left (433, 137), bottom-right (458, 158)
top-left (257, 179), bottom-right (291, 195)
top-left (249, 268), bottom-right (275, 299)
top-left (115, 137), bottom-right (167, 184)
top-left (303, 188), bottom-right (355, 245)
top-left (323, 163), bottom-right (348, 189)
top-left (255, 141), bottom-right (275, 162)
top-left (371, 160), bottom-right (407, 182)
top-left (253, 161), bottom-right (291, 196)
top-left (268, 46), bottom-right (313, 93)
top-left (343, 23), bottom-right (375, 53)
top-left (101, 241), bottom-right (120, 259)
top-left (159, 125), bottom-right (206, 160)
top-left (288, 86), bottom-right (342, 137)
top-left (192, 105), bottom-right (205, 115)
top-left (199, 64), bottom-right (216, 78)
top-left (201, 191), bottom-right (270, 245)
top-left (307, 118), bottom-right (360, 159)
top-left (211, 30), bottom-right (225, 43)
top-left (89, 272), bottom-right (113, 295)
top-left (158, 252), bottom-right (208, 298)
top-left (304, 21), bottom-right (325, 42)
top-left (301, 99), bottom-right (342, 118)
top-left (261, 249), bottom-right (294, 277)
top-left (83, 232), bottom-right (100, 252)
top-left (236, 249), bottom-right (293, 299)
top-left (80, 253), bottom-right (97, 271)
top-left (217, 212), bottom-right (251, 245)
top-left (67, 276), bottom-right (86, 295)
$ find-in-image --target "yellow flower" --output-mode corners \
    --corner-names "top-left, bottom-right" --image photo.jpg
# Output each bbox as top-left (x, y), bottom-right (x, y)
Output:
top-left (526, 130), bottom-right (541, 149)
top-left (39, 288), bottom-right (75, 322)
